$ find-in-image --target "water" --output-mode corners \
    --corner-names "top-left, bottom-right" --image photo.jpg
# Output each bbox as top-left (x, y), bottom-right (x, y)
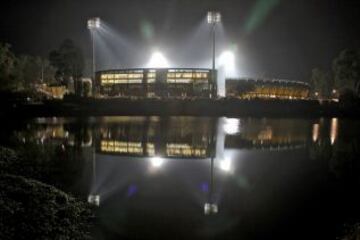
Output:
top-left (2, 116), bottom-right (360, 239)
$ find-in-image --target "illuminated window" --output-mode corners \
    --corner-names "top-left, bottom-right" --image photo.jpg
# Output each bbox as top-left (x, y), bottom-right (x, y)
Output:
top-left (176, 79), bottom-right (192, 83)
top-left (147, 73), bottom-right (156, 78)
top-left (129, 79), bottom-right (142, 84)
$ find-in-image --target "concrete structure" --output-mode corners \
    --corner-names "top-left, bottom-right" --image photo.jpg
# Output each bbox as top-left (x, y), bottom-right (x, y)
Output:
top-left (95, 68), bottom-right (217, 99)
top-left (226, 78), bottom-right (310, 100)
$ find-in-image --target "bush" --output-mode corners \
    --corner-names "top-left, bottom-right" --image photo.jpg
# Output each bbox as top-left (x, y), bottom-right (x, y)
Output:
top-left (0, 146), bottom-right (94, 239)
top-left (0, 147), bottom-right (18, 173)
top-left (340, 223), bottom-right (360, 240)
top-left (0, 174), bottom-right (93, 240)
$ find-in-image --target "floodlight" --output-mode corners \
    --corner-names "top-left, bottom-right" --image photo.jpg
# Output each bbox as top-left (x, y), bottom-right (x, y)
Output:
top-left (207, 11), bottom-right (221, 24)
top-left (87, 194), bottom-right (100, 206)
top-left (147, 52), bottom-right (169, 68)
top-left (87, 17), bottom-right (100, 30)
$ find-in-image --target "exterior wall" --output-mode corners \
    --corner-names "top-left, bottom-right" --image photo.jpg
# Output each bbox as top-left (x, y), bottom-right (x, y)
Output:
top-left (226, 78), bottom-right (310, 100)
top-left (95, 68), bottom-right (217, 99)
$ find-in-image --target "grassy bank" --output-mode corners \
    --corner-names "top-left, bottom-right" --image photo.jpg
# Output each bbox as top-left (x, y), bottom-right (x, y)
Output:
top-left (3, 97), bottom-right (360, 118)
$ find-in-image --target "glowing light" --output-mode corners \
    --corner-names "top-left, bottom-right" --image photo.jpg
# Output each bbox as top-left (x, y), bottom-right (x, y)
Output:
top-left (224, 118), bottom-right (240, 135)
top-left (218, 51), bottom-right (236, 76)
top-left (312, 123), bottom-right (320, 143)
top-left (207, 11), bottom-right (221, 24)
top-left (204, 203), bottom-right (218, 215)
top-left (150, 157), bottom-right (165, 168)
top-left (220, 158), bottom-right (232, 172)
top-left (147, 52), bottom-right (169, 68)
top-left (87, 194), bottom-right (100, 206)
top-left (330, 118), bottom-right (338, 145)
top-left (87, 17), bottom-right (100, 30)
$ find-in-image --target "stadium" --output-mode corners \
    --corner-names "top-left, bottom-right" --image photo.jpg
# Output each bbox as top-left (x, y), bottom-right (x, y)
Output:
top-left (95, 68), bottom-right (311, 100)
top-left (225, 78), bottom-right (310, 100)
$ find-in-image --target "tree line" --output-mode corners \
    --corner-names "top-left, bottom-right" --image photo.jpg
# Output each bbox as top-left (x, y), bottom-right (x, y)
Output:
top-left (0, 39), bottom-right (85, 92)
top-left (311, 49), bottom-right (360, 99)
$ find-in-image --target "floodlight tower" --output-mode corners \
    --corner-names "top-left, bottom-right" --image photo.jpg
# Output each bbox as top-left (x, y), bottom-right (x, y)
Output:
top-left (87, 17), bottom-right (101, 95)
top-left (207, 11), bottom-right (221, 70)
top-left (207, 11), bottom-right (221, 98)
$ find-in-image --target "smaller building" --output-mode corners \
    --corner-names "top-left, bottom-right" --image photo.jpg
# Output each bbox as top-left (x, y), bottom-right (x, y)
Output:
top-left (226, 78), bottom-right (310, 100)
top-left (36, 84), bottom-right (68, 99)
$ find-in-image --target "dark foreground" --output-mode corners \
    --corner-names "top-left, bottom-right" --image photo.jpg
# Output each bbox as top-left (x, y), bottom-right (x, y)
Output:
top-left (2, 98), bottom-right (358, 118)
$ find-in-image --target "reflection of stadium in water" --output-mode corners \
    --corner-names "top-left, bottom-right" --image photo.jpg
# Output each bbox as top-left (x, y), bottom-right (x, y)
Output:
top-left (10, 117), bottom-right (344, 212)
top-left (224, 118), bottom-right (311, 150)
top-left (16, 117), bottom-right (322, 155)
top-left (97, 117), bottom-right (216, 158)
top-left (96, 117), bottom-right (315, 158)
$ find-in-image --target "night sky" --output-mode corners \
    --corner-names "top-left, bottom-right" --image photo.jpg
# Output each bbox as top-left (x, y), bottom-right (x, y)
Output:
top-left (1, 0), bottom-right (360, 81)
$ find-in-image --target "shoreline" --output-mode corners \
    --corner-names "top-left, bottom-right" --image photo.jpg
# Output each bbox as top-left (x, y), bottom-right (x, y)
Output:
top-left (1, 98), bottom-right (359, 118)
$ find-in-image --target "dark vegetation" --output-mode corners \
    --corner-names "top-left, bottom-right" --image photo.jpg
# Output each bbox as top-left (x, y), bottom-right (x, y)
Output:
top-left (311, 49), bottom-right (360, 99)
top-left (0, 146), bottom-right (94, 240)
top-left (0, 40), bottom-right (84, 92)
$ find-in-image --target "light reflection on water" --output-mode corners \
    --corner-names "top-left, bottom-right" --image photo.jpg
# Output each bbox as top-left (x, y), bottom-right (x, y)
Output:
top-left (4, 116), bottom-right (360, 239)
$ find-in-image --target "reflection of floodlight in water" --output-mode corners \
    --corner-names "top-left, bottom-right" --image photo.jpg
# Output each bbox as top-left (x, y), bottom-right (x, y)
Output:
top-left (312, 124), bottom-right (320, 143)
top-left (204, 203), bottom-right (218, 215)
top-left (224, 118), bottom-right (240, 135)
top-left (88, 194), bottom-right (100, 206)
top-left (218, 50), bottom-right (236, 76)
top-left (220, 158), bottom-right (232, 172)
top-left (150, 157), bottom-right (165, 168)
top-left (330, 118), bottom-right (338, 145)
top-left (147, 52), bottom-right (169, 68)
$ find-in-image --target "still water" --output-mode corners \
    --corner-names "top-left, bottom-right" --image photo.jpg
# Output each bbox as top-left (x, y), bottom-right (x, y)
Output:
top-left (2, 116), bottom-right (360, 239)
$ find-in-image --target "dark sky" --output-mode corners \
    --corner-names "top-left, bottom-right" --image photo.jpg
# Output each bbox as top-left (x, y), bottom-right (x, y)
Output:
top-left (1, 0), bottom-right (360, 81)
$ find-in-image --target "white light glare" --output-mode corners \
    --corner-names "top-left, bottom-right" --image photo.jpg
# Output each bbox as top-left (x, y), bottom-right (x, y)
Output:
top-left (207, 11), bottom-right (221, 24)
top-left (218, 51), bottom-right (236, 77)
top-left (147, 52), bottom-right (170, 68)
top-left (204, 203), bottom-right (218, 215)
top-left (150, 157), bottom-right (165, 168)
top-left (220, 158), bottom-right (232, 172)
top-left (87, 17), bottom-right (100, 30)
top-left (224, 118), bottom-right (240, 135)
top-left (87, 194), bottom-right (100, 206)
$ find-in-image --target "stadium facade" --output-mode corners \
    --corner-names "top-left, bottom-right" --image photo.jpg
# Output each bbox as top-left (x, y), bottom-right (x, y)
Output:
top-left (95, 68), bottom-right (217, 99)
top-left (226, 78), bottom-right (310, 100)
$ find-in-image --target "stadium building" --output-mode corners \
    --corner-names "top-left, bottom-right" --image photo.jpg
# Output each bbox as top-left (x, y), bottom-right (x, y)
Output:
top-left (226, 78), bottom-right (310, 100)
top-left (95, 68), bottom-right (217, 99)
